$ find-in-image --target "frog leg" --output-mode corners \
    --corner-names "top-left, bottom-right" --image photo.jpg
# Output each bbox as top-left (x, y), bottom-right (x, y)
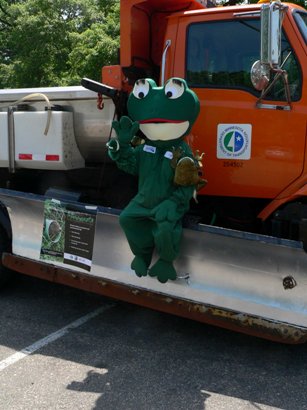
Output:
top-left (119, 201), bottom-right (154, 277)
top-left (148, 220), bottom-right (182, 283)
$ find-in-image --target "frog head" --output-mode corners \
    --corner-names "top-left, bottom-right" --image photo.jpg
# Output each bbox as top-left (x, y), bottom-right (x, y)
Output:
top-left (127, 78), bottom-right (200, 146)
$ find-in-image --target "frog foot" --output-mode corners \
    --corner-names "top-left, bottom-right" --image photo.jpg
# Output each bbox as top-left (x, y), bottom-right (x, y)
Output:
top-left (131, 256), bottom-right (149, 277)
top-left (148, 259), bottom-right (177, 283)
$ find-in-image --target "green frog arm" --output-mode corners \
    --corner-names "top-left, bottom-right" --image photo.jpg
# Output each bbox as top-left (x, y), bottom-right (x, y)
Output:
top-left (107, 116), bottom-right (140, 176)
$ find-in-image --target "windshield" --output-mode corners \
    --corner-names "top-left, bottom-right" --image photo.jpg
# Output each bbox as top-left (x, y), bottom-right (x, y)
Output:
top-left (294, 11), bottom-right (307, 44)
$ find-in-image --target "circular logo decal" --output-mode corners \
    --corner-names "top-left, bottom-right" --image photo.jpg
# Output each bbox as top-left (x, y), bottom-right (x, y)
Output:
top-left (218, 125), bottom-right (250, 159)
top-left (223, 130), bottom-right (244, 153)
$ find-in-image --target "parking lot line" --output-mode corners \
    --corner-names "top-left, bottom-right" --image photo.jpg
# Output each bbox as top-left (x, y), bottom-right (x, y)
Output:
top-left (0, 304), bottom-right (114, 372)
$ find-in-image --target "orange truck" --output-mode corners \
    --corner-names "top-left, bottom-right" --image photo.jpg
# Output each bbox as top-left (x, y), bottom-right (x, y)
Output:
top-left (0, 0), bottom-right (307, 343)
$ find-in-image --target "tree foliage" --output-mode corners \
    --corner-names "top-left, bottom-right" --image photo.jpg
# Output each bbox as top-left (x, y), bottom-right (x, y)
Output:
top-left (0, 0), bottom-right (119, 88)
top-left (0, 0), bottom-right (305, 88)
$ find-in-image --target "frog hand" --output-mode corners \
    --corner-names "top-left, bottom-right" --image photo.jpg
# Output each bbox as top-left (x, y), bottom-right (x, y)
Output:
top-left (112, 116), bottom-right (139, 145)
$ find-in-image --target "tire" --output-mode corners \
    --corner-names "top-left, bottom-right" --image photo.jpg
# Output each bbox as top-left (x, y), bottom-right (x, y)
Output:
top-left (0, 226), bottom-right (13, 289)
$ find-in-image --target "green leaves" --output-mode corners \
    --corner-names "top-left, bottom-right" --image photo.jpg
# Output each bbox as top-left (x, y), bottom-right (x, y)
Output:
top-left (0, 0), bottom-right (119, 88)
top-left (66, 20), bottom-right (119, 85)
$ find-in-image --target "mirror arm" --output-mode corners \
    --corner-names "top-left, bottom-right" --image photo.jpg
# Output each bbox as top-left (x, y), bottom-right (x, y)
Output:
top-left (281, 70), bottom-right (292, 106)
top-left (257, 50), bottom-right (292, 106)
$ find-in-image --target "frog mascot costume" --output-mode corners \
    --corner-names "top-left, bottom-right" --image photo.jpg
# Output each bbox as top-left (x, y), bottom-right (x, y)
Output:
top-left (107, 77), bottom-right (201, 283)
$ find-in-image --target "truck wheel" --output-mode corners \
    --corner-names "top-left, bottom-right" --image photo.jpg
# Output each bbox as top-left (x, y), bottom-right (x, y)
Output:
top-left (0, 226), bottom-right (13, 288)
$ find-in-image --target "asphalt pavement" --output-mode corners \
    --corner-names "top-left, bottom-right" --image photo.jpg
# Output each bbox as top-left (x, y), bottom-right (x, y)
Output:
top-left (0, 274), bottom-right (307, 410)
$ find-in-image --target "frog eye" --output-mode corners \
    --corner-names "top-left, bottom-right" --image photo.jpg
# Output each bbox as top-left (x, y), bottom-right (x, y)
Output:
top-left (164, 79), bottom-right (185, 99)
top-left (132, 79), bottom-right (150, 99)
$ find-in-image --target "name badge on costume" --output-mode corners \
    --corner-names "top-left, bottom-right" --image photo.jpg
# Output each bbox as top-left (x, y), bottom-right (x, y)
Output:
top-left (164, 151), bottom-right (173, 159)
top-left (143, 145), bottom-right (156, 154)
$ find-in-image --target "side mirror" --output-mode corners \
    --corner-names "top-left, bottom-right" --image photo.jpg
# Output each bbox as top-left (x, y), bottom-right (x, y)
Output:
top-left (250, 60), bottom-right (270, 91)
top-left (251, 2), bottom-right (287, 91)
top-left (261, 2), bottom-right (283, 67)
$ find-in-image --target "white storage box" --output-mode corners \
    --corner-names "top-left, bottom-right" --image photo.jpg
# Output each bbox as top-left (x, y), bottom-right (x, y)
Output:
top-left (9, 111), bottom-right (85, 170)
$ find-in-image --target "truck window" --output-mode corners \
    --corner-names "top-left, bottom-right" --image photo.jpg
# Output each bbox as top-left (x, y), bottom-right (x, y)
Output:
top-left (186, 19), bottom-right (301, 101)
top-left (293, 11), bottom-right (307, 44)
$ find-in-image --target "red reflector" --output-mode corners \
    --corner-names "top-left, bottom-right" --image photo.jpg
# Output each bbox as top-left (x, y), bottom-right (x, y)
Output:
top-left (46, 155), bottom-right (60, 161)
top-left (19, 154), bottom-right (32, 160)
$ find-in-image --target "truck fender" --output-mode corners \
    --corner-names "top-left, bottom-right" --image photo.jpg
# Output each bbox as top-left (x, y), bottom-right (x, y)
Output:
top-left (258, 184), bottom-right (307, 221)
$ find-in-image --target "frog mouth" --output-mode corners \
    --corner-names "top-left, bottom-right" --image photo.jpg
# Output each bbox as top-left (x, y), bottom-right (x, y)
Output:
top-left (139, 119), bottom-right (189, 141)
top-left (139, 118), bottom-right (184, 124)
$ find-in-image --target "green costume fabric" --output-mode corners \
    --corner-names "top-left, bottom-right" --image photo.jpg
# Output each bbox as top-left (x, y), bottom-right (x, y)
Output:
top-left (108, 78), bottom-right (200, 283)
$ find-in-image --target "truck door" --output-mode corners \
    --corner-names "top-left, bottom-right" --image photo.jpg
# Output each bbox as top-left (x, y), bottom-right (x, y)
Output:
top-left (173, 12), bottom-right (306, 201)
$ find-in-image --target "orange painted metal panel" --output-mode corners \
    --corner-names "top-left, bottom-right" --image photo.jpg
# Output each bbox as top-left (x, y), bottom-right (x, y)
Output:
top-left (120, 0), bottom-right (205, 71)
top-left (166, 5), bottom-right (307, 202)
